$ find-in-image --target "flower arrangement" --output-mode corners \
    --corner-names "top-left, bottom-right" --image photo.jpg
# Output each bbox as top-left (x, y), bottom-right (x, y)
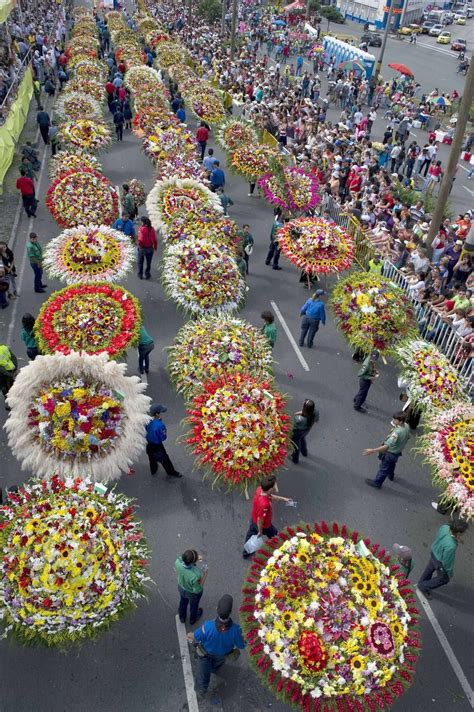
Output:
top-left (258, 167), bottom-right (320, 214)
top-left (162, 238), bottom-right (245, 317)
top-left (74, 59), bottom-right (108, 84)
top-left (64, 50), bottom-right (96, 71)
top-left (46, 169), bottom-right (118, 227)
top-left (143, 126), bottom-right (196, 164)
top-left (114, 43), bottom-right (144, 69)
top-left (230, 144), bottom-right (281, 182)
top-left (417, 404), bottom-right (473, 521)
top-left (124, 65), bottom-right (163, 94)
top-left (55, 92), bottom-right (103, 122)
top-left (216, 119), bottom-right (258, 152)
top-left (241, 522), bottom-right (421, 711)
top-left (396, 340), bottom-right (469, 411)
top-left (59, 119), bottom-right (111, 151)
top-left (137, 16), bottom-right (159, 36)
top-left (49, 150), bottom-right (101, 180)
top-left (133, 109), bottom-right (178, 138)
top-left (188, 88), bottom-right (225, 124)
top-left (43, 225), bottom-right (135, 285)
top-left (35, 283), bottom-right (141, 358)
top-left (168, 317), bottom-right (274, 398)
top-left (277, 217), bottom-right (353, 275)
top-left (156, 40), bottom-right (190, 68)
top-left (155, 155), bottom-right (206, 183)
top-left (165, 210), bottom-right (241, 252)
top-left (127, 178), bottom-right (146, 207)
top-left (146, 29), bottom-right (171, 48)
top-left (0, 475), bottom-right (149, 646)
top-left (186, 373), bottom-right (290, 492)
top-left (63, 78), bottom-right (104, 103)
top-left (330, 273), bottom-right (415, 354)
top-left (67, 40), bottom-right (99, 59)
top-left (146, 178), bottom-right (222, 233)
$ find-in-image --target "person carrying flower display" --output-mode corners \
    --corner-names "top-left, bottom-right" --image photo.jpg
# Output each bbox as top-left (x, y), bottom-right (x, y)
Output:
top-left (137, 217), bottom-right (157, 280)
top-left (145, 403), bottom-right (182, 479)
top-left (353, 350), bottom-right (380, 413)
top-left (265, 216), bottom-right (284, 270)
top-left (364, 412), bottom-right (411, 489)
top-left (242, 476), bottom-right (292, 559)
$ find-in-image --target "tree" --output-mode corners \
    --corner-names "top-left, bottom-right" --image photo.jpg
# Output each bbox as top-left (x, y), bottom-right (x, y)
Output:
top-left (197, 0), bottom-right (221, 23)
top-left (320, 5), bottom-right (345, 30)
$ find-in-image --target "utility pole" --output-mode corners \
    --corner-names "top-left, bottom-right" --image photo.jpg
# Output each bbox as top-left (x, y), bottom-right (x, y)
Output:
top-left (372, 0), bottom-right (394, 84)
top-left (187, 0), bottom-right (192, 30)
top-left (230, 0), bottom-right (238, 59)
top-left (221, 0), bottom-right (226, 35)
top-left (306, 0), bottom-right (311, 21)
top-left (426, 55), bottom-right (474, 254)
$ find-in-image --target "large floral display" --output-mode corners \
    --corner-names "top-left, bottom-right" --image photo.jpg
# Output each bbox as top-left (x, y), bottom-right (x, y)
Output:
top-left (330, 273), bottom-right (415, 354)
top-left (46, 169), bottom-right (118, 228)
top-left (59, 119), bottom-right (111, 151)
top-left (146, 178), bottom-right (222, 233)
top-left (162, 238), bottom-right (245, 317)
top-left (0, 476), bottom-right (149, 646)
top-left (165, 210), bottom-right (241, 252)
top-left (259, 167), bottom-right (320, 214)
top-left (5, 352), bottom-right (150, 480)
top-left (55, 92), bottom-right (103, 122)
top-left (74, 58), bottom-right (108, 84)
top-left (241, 522), bottom-right (421, 710)
top-left (186, 374), bottom-right (290, 492)
top-left (49, 150), bottom-right (101, 180)
top-left (124, 65), bottom-right (164, 93)
top-left (168, 317), bottom-right (273, 399)
top-left (277, 217), bottom-right (353, 275)
top-left (43, 225), bottom-right (135, 284)
top-left (396, 340), bottom-right (469, 411)
top-left (216, 119), bottom-right (259, 152)
top-left (63, 77), bottom-right (104, 103)
top-left (418, 404), bottom-right (473, 522)
top-left (230, 144), bottom-right (281, 182)
top-left (35, 283), bottom-right (141, 357)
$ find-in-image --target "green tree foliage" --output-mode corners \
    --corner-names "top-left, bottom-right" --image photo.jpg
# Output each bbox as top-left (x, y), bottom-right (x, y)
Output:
top-left (197, 0), bottom-right (221, 23)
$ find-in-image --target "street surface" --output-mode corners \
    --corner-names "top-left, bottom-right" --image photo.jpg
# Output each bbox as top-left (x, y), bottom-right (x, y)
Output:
top-left (0, 11), bottom-right (472, 712)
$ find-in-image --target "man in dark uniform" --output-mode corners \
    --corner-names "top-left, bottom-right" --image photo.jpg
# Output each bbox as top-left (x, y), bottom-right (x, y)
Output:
top-left (145, 404), bottom-right (182, 478)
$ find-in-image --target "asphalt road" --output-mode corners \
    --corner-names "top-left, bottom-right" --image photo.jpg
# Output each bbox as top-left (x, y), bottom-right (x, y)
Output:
top-left (0, 23), bottom-right (473, 712)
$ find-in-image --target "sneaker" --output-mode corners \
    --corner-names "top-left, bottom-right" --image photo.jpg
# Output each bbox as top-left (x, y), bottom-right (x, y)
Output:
top-left (354, 406), bottom-right (368, 413)
top-left (179, 616), bottom-right (186, 624)
top-left (168, 471), bottom-right (183, 478)
top-left (365, 478), bottom-right (381, 489)
top-left (273, 266), bottom-right (282, 270)
top-left (431, 502), bottom-right (440, 512)
top-left (417, 585), bottom-right (431, 599)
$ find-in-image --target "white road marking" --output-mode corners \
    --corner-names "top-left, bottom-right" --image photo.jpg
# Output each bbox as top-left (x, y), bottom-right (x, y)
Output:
top-left (458, 164), bottom-right (469, 173)
top-left (270, 300), bottom-right (310, 372)
top-left (175, 614), bottom-right (200, 712)
top-left (414, 41), bottom-right (456, 56)
top-left (415, 590), bottom-right (474, 708)
top-left (462, 186), bottom-right (474, 195)
top-left (7, 142), bottom-right (49, 348)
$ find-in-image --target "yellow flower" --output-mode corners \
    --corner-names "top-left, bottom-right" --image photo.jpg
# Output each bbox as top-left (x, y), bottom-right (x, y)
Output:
top-left (350, 655), bottom-right (365, 672)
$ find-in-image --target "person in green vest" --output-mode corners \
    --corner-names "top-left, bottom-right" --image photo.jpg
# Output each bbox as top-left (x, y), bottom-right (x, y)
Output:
top-left (0, 344), bottom-right (18, 410)
top-left (175, 549), bottom-right (208, 624)
top-left (21, 313), bottom-right (39, 360)
top-left (364, 411), bottom-right (410, 489)
top-left (368, 254), bottom-right (383, 274)
top-left (261, 310), bottom-right (277, 348)
top-left (26, 232), bottom-right (47, 293)
top-left (241, 224), bottom-right (254, 274)
top-left (138, 324), bottom-right (154, 375)
top-left (418, 520), bottom-right (468, 597)
top-left (122, 184), bottom-right (137, 219)
top-left (353, 349), bottom-right (379, 412)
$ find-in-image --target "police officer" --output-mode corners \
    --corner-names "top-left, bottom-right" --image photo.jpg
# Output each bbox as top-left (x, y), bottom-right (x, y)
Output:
top-left (187, 594), bottom-right (246, 701)
top-left (145, 404), bottom-right (182, 478)
top-left (364, 412), bottom-right (410, 489)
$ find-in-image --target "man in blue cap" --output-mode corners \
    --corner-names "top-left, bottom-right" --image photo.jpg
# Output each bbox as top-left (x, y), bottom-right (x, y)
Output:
top-left (146, 404), bottom-right (182, 478)
top-left (187, 594), bottom-right (246, 702)
top-left (299, 290), bottom-right (326, 348)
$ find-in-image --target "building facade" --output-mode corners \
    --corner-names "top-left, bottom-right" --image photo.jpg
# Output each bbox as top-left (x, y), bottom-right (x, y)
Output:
top-left (338, 0), bottom-right (425, 29)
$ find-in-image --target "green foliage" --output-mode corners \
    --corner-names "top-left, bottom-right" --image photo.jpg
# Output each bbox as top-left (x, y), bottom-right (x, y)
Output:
top-left (320, 5), bottom-right (345, 25)
top-left (197, 0), bottom-right (221, 23)
top-left (391, 178), bottom-right (453, 218)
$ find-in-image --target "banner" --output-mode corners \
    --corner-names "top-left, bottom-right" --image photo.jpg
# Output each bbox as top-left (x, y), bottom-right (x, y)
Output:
top-left (0, 0), bottom-right (14, 24)
top-left (0, 68), bottom-right (33, 191)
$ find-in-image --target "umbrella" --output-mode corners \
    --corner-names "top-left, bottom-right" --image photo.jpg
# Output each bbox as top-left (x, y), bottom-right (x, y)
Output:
top-left (388, 62), bottom-right (414, 77)
top-left (428, 95), bottom-right (451, 106)
top-left (337, 59), bottom-right (366, 74)
top-left (272, 19), bottom-right (286, 26)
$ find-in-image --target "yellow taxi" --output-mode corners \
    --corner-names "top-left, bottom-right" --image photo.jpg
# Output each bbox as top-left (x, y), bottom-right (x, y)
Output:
top-left (437, 30), bottom-right (452, 43)
top-left (456, 16), bottom-right (466, 24)
top-left (398, 23), bottom-right (422, 34)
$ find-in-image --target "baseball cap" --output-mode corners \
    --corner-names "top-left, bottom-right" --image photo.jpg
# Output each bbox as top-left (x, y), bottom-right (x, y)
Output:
top-left (150, 403), bottom-right (167, 415)
top-left (315, 289), bottom-right (326, 296)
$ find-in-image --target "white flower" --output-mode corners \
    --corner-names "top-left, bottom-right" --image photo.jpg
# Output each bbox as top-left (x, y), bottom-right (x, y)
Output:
top-left (310, 688), bottom-right (322, 698)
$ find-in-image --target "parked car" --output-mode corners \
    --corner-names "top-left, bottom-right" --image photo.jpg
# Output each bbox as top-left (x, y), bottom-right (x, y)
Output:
top-left (360, 31), bottom-right (382, 46)
top-left (456, 15), bottom-right (466, 23)
top-left (451, 37), bottom-right (467, 50)
top-left (399, 23), bottom-right (422, 34)
top-left (421, 21), bottom-right (435, 33)
top-left (429, 24), bottom-right (444, 35)
top-left (444, 13), bottom-right (454, 24)
top-left (437, 30), bottom-right (452, 43)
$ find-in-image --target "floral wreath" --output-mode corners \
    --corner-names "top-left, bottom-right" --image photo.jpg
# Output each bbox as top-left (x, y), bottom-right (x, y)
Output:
top-left (146, 178), bottom-right (222, 233)
top-left (164, 210), bottom-right (241, 252)
top-left (63, 78), bottom-right (104, 103)
top-left (188, 88), bottom-right (225, 124)
top-left (0, 475), bottom-right (149, 646)
top-left (46, 169), bottom-right (118, 228)
top-left (132, 109), bottom-right (178, 138)
top-left (396, 340), bottom-right (470, 411)
top-left (162, 237), bottom-right (245, 317)
top-left (126, 178), bottom-right (146, 207)
top-left (216, 119), bottom-right (259, 152)
top-left (168, 317), bottom-right (274, 399)
top-left (146, 29), bottom-right (171, 48)
top-left (330, 273), bottom-right (415, 354)
top-left (155, 155), bottom-right (206, 183)
top-left (35, 282), bottom-right (141, 358)
top-left (137, 16), bottom-right (159, 36)
top-left (43, 225), bottom-right (135, 285)
top-left (277, 217), bottom-right (353, 275)
top-left (156, 40), bottom-right (191, 68)
top-left (143, 126), bottom-right (196, 163)
top-left (55, 92), bottom-right (103, 122)
top-left (49, 150), bottom-right (101, 181)
top-left (59, 119), bottom-right (111, 151)
top-left (241, 521), bottom-right (421, 710)
top-left (417, 404), bottom-right (473, 522)
top-left (74, 59), bottom-right (108, 84)
top-left (186, 373), bottom-right (290, 492)
top-left (124, 65), bottom-right (163, 94)
top-left (230, 144), bottom-right (281, 182)
top-left (258, 167), bottom-right (320, 213)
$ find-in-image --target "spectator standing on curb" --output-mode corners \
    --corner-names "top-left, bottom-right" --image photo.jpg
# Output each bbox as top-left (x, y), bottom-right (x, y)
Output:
top-left (353, 350), bottom-right (379, 412)
top-left (418, 521), bottom-right (468, 597)
top-left (242, 475), bottom-right (291, 558)
top-left (26, 232), bottom-right (46, 293)
top-left (145, 403), bottom-right (182, 478)
top-left (364, 412), bottom-right (410, 489)
top-left (175, 549), bottom-right (207, 625)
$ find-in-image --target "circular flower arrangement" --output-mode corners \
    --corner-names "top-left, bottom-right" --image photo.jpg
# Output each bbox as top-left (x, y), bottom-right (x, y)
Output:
top-left (417, 404), bottom-right (473, 522)
top-left (162, 238), bottom-right (245, 317)
top-left (46, 169), bottom-right (118, 228)
top-left (155, 155), bottom-right (206, 183)
top-left (43, 225), bottom-right (135, 285)
top-left (124, 65), bottom-right (163, 94)
top-left (188, 88), bottom-right (225, 124)
top-left (259, 167), bottom-right (320, 213)
top-left (114, 44), bottom-right (144, 68)
top-left (156, 40), bottom-right (190, 68)
top-left (277, 217), bottom-right (353, 275)
top-left (146, 178), bottom-right (222, 233)
top-left (186, 373), bottom-right (290, 492)
top-left (147, 29), bottom-right (171, 48)
top-left (396, 340), bottom-right (469, 411)
top-left (66, 51), bottom-right (96, 70)
top-left (132, 90), bottom-right (170, 117)
top-left (35, 283), bottom-right (141, 358)
top-left (48, 150), bottom-right (101, 180)
top-left (133, 109), bottom-right (177, 138)
top-left (67, 41), bottom-right (98, 60)
top-left (216, 119), bottom-right (258, 152)
top-left (168, 317), bottom-right (273, 398)
top-left (127, 179), bottom-right (146, 207)
top-left (230, 144), bottom-right (281, 182)
top-left (143, 126), bottom-right (196, 163)
top-left (165, 211), bottom-right (241, 252)
top-left (55, 92), bottom-right (103, 122)
top-left (0, 475), bottom-right (149, 646)
top-left (137, 16), bottom-right (159, 36)
top-left (74, 59), bottom-right (108, 84)
top-left (241, 522), bottom-right (421, 710)
top-left (63, 78), bottom-right (104, 103)
top-left (330, 273), bottom-right (415, 354)
top-left (60, 119), bottom-right (111, 152)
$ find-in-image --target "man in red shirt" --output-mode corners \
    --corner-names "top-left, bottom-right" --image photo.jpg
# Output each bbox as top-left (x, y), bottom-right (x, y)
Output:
top-left (196, 122), bottom-right (209, 161)
top-left (137, 216), bottom-right (157, 279)
top-left (16, 169), bottom-right (37, 218)
top-left (242, 476), bottom-right (291, 558)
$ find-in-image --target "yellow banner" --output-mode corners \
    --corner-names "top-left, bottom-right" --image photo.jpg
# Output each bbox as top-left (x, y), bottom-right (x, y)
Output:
top-left (0, 68), bottom-right (33, 191)
top-left (0, 0), bottom-right (14, 24)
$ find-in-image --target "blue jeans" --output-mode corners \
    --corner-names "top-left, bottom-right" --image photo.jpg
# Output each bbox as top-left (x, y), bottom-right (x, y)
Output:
top-left (418, 553), bottom-right (449, 592)
top-left (299, 316), bottom-right (320, 347)
top-left (291, 428), bottom-right (309, 463)
top-left (374, 452), bottom-right (401, 487)
top-left (265, 241), bottom-right (280, 267)
top-left (178, 586), bottom-right (202, 623)
top-left (243, 519), bottom-right (278, 558)
top-left (31, 262), bottom-right (43, 292)
top-left (195, 653), bottom-right (226, 694)
top-left (138, 343), bottom-right (154, 373)
top-left (354, 378), bottom-right (371, 408)
top-left (138, 247), bottom-right (154, 278)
